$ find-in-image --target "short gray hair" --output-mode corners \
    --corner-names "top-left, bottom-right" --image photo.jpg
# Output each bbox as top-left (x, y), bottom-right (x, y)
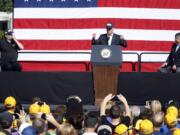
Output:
top-left (130, 105), bottom-right (141, 118)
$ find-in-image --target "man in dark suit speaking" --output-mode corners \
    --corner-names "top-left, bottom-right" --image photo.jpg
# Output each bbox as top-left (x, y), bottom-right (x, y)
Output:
top-left (158, 33), bottom-right (180, 73)
top-left (91, 23), bottom-right (127, 48)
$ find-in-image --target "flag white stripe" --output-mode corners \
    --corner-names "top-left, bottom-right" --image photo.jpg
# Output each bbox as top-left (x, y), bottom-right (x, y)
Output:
top-left (14, 7), bottom-right (180, 20)
top-left (14, 29), bottom-right (179, 41)
top-left (17, 52), bottom-right (168, 62)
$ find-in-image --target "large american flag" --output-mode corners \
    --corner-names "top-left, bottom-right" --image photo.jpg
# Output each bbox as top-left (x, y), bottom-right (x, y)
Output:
top-left (14, 0), bottom-right (180, 55)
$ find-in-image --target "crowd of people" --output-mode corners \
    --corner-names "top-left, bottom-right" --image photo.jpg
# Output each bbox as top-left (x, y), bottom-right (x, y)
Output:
top-left (0, 94), bottom-right (180, 135)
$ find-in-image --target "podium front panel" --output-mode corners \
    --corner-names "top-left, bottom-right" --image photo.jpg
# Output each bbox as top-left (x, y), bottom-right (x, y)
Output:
top-left (91, 45), bottom-right (122, 66)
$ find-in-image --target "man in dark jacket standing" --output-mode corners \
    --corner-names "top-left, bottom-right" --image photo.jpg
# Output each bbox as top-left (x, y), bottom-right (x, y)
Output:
top-left (92, 22), bottom-right (127, 48)
top-left (158, 33), bottom-right (180, 73)
top-left (0, 30), bottom-right (24, 72)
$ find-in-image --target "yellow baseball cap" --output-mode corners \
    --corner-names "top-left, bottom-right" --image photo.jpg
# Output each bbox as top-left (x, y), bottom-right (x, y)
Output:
top-left (135, 119), bottom-right (143, 130)
top-left (165, 113), bottom-right (177, 126)
top-left (115, 124), bottom-right (128, 135)
top-left (40, 104), bottom-right (50, 114)
top-left (173, 128), bottom-right (180, 135)
top-left (29, 104), bottom-right (40, 114)
top-left (166, 106), bottom-right (179, 118)
top-left (4, 96), bottom-right (16, 107)
top-left (140, 119), bottom-right (153, 135)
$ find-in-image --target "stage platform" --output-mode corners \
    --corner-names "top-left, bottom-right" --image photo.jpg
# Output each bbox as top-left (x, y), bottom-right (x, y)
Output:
top-left (0, 72), bottom-right (179, 105)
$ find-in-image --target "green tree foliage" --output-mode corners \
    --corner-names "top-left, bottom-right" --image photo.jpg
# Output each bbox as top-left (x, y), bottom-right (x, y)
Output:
top-left (0, 0), bottom-right (12, 39)
top-left (0, 0), bottom-right (13, 12)
top-left (0, 30), bottom-right (4, 39)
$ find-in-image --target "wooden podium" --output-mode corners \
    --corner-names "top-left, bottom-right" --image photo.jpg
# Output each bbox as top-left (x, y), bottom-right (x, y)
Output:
top-left (91, 45), bottom-right (122, 105)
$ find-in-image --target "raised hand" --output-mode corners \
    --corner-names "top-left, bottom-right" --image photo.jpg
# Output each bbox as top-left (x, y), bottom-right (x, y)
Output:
top-left (172, 64), bottom-right (176, 70)
top-left (92, 33), bottom-right (96, 38)
top-left (120, 35), bottom-right (124, 39)
top-left (161, 62), bottom-right (168, 68)
top-left (103, 93), bottom-right (114, 103)
top-left (117, 94), bottom-right (127, 103)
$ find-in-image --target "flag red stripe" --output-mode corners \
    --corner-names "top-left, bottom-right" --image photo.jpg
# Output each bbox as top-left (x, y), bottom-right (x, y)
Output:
top-left (14, 18), bottom-right (180, 30)
top-left (98, 0), bottom-right (180, 9)
top-left (20, 62), bottom-right (88, 71)
top-left (20, 62), bottom-right (134, 72)
top-left (20, 62), bottom-right (162, 72)
top-left (19, 40), bottom-right (173, 51)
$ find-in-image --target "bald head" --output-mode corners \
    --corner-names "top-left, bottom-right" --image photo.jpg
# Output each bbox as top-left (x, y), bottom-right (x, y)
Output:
top-left (152, 112), bottom-right (164, 128)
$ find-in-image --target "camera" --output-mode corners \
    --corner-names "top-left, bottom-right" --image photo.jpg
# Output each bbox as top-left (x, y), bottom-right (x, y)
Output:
top-left (41, 113), bottom-right (46, 120)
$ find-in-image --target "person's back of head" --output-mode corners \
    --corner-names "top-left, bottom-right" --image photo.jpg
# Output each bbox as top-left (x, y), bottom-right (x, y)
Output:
top-left (110, 104), bottom-right (121, 119)
top-left (32, 118), bottom-right (46, 135)
top-left (115, 124), bottom-right (128, 135)
top-left (29, 103), bottom-right (40, 115)
top-left (165, 113), bottom-right (177, 129)
top-left (150, 100), bottom-right (162, 114)
top-left (173, 128), bottom-right (180, 135)
top-left (152, 112), bottom-right (164, 129)
top-left (32, 97), bottom-right (43, 104)
top-left (139, 119), bottom-right (154, 135)
top-left (56, 123), bottom-right (77, 135)
top-left (166, 106), bottom-right (179, 118)
top-left (3, 96), bottom-right (16, 113)
top-left (130, 105), bottom-right (141, 120)
top-left (97, 125), bottom-right (112, 135)
top-left (66, 96), bottom-right (83, 130)
top-left (0, 112), bottom-right (13, 130)
top-left (84, 112), bottom-right (98, 129)
top-left (66, 96), bottom-right (83, 115)
top-left (21, 125), bottom-right (36, 135)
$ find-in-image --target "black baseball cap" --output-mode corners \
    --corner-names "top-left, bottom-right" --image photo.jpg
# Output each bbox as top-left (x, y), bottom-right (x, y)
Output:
top-left (0, 112), bottom-right (14, 129)
top-left (106, 23), bottom-right (114, 30)
top-left (5, 30), bottom-right (13, 35)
